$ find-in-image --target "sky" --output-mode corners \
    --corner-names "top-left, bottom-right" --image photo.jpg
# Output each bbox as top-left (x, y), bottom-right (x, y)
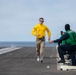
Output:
top-left (0, 0), bottom-right (76, 42)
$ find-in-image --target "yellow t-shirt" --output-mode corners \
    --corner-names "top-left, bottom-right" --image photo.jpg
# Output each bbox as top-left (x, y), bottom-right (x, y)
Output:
top-left (32, 24), bottom-right (51, 38)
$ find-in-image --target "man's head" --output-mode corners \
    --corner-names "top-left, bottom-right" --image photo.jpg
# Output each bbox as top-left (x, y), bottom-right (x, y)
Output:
top-left (60, 31), bottom-right (64, 35)
top-left (39, 18), bottom-right (44, 24)
top-left (65, 24), bottom-right (70, 31)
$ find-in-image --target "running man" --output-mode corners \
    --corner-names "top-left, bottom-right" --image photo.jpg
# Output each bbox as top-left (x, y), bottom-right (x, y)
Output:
top-left (32, 18), bottom-right (51, 63)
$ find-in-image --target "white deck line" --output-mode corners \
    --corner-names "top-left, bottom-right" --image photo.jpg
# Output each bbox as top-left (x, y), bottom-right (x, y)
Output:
top-left (0, 47), bottom-right (21, 55)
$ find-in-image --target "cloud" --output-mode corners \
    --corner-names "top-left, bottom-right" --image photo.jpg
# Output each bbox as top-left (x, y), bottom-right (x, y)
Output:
top-left (0, 0), bottom-right (76, 41)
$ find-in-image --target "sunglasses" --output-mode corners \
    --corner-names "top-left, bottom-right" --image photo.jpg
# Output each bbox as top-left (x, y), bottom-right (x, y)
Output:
top-left (40, 20), bottom-right (44, 22)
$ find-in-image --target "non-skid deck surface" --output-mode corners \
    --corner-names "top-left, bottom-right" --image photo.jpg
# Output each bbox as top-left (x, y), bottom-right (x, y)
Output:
top-left (0, 47), bottom-right (76, 75)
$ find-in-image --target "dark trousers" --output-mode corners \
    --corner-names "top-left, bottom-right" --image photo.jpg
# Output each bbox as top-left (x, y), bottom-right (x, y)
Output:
top-left (58, 44), bottom-right (76, 66)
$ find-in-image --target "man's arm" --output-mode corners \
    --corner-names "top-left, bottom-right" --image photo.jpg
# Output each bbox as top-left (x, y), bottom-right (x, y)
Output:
top-left (32, 27), bottom-right (37, 36)
top-left (32, 26), bottom-right (40, 37)
top-left (53, 33), bottom-right (69, 43)
top-left (46, 26), bottom-right (51, 41)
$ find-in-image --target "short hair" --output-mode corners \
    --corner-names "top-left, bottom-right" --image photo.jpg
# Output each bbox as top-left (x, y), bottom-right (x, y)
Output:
top-left (39, 18), bottom-right (44, 21)
top-left (60, 31), bottom-right (63, 33)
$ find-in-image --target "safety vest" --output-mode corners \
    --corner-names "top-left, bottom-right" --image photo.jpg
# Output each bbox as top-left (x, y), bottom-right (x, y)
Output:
top-left (65, 30), bottom-right (76, 45)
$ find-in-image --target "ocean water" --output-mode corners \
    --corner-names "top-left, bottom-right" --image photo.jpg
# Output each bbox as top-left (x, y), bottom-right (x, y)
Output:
top-left (0, 42), bottom-right (57, 47)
